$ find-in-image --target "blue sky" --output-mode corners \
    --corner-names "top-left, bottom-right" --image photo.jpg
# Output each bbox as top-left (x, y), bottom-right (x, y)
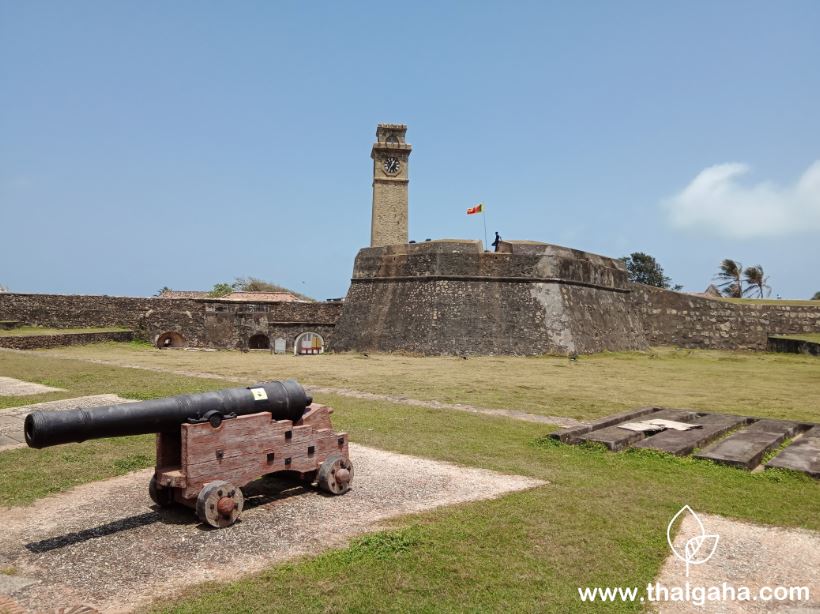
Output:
top-left (2, 1), bottom-right (818, 299)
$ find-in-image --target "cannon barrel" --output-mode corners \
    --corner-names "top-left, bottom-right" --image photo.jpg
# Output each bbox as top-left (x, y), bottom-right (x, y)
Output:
top-left (24, 380), bottom-right (312, 449)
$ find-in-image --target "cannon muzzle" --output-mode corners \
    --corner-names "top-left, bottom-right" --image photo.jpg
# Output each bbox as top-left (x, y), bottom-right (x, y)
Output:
top-left (24, 380), bottom-right (312, 449)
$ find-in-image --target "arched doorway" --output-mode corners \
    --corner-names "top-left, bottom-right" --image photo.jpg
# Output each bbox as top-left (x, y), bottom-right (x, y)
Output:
top-left (248, 333), bottom-right (270, 350)
top-left (294, 331), bottom-right (324, 355)
top-left (156, 331), bottom-right (185, 349)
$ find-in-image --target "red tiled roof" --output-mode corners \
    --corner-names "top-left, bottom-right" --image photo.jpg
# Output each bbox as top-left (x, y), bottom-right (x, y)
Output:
top-left (222, 291), bottom-right (306, 303)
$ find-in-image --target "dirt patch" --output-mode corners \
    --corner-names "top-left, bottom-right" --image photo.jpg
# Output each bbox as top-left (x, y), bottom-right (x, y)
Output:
top-left (0, 444), bottom-right (545, 613)
top-left (656, 512), bottom-right (820, 612)
top-left (0, 377), bottom-right (63, 397)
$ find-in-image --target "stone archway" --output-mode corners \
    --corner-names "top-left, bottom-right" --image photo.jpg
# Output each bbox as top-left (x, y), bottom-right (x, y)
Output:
top-left (248, 333), bottom-right (270, 350)
top-left (156, 331), bottom-right (185, 349)
top-left (294, 331), bottom-right (324, 355)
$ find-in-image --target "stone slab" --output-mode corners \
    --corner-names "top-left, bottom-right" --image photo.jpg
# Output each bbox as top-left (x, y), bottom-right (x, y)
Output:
top-left (0, 434), bottom-right (23, 452)
top-left (631, 414), bottom-right (749, 456)
top-left (576, 409), bottom-right (700, 451)
top-left (0, 377), bottom-right (63, 397)
top-left (695, 419), bottom-right (801, 469)
top-left (551, 406), bottom-right (661, 443)
top-left (744, 419), bottom-right (804, 436)
top-left (766, 428), bottom-right (820, 478)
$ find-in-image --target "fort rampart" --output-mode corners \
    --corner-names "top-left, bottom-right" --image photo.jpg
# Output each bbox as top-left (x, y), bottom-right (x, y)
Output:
top-left (3, 241), bottom-right (818, 355)
top-left (331, 240), bottom-right (647, 355)
top-left (631, 285), bottom-right (820, 351)
top-left (0, 293), bottom-right (342, 352)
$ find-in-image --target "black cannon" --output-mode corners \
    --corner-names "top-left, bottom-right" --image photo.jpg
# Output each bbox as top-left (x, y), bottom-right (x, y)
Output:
top-left (24, 379), bottom-right (312, 449)
top-left (24, 378), bottom-right (353, 528)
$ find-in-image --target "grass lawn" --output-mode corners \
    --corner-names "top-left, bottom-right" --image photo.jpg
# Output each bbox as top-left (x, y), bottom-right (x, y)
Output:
top-left (0, 348), bottom-right (818, 612)
top-left (0, 350), bottom-right (233, 411)
top-left (37, 342), bottom-right (820, 422)
top-left (0, 326), bottom-right (131, 337)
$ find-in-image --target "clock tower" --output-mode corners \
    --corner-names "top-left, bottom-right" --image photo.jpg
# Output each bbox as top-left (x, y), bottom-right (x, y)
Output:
top-left (370, 124), bottom-right (411, 247)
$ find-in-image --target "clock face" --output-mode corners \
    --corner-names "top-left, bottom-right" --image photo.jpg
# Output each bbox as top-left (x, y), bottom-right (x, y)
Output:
top-left (383, 157), bottom-right (400, 175)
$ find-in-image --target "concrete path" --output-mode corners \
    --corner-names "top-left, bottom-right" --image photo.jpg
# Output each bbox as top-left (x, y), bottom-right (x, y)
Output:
top-left (1, 348), bottom-right (582, 428)
top-left (0, 395), bottom-right (130, 452)
top-left (656, 512), bottom-right (820, 612)
top-left (0, 444), bottom-right (545, 613)
top-left (0, 376), bottom-right (63, 397)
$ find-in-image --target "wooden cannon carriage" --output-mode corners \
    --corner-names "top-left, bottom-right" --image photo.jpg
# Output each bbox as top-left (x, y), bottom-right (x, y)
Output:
top-left (150, 402), bottom-right (353, 527)
top-left (25, 380), bottom-right (353, 528)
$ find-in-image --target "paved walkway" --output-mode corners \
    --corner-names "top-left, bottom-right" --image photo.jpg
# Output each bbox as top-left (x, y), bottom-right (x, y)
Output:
top-left (657, 512), bottom-right (820, 613)
top-left (0, 376), bottom-right (62, 397)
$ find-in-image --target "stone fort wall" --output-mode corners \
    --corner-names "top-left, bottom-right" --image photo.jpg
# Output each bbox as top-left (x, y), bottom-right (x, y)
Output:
top-left (0, 293), bottom-right (342, 352)
top-left (631, 285), bottom-right (820, 351)
top-left (331, 240), bottom-right (820, 355)
top-left (330, 240), bottom-right (647, 355)
top-left (3, 245), bottom-right (818, 355)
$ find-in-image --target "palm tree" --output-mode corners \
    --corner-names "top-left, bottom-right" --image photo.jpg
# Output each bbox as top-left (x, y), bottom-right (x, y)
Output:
top-left (716, 259), bottom-right (743, 298)
top-left (742, 265), bottom-right (771, 298)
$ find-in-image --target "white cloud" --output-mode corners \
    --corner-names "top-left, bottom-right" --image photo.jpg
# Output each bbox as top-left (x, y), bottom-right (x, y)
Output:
top-left (662, 161), bottom-right (820, 239)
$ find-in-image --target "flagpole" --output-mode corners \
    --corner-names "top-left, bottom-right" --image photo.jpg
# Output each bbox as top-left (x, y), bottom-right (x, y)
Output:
top-left (482, 207), bottom-right (488, 250)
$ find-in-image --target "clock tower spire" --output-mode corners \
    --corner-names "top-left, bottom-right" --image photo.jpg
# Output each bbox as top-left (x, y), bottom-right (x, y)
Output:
top-left (370, 124), bottom-right (411, 247)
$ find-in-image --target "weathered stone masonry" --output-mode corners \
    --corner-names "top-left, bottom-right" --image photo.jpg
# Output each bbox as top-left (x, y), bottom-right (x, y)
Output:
top-left (331, 240), bottom-right (647, 355)
top-left (631, 285), bottom-right (820, 351)
top-left (2, 244), bottom-right (818, 355)
top-left (330, 240), bottom-right (820, 355)
top-left (0, 293), bottom-right (342, 352)
top-left (0, 331), bottom-right (134, 350)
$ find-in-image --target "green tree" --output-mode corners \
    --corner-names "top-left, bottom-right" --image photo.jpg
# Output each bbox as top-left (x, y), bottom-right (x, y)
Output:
top-left (620, 252), bottom-right (672, 288)
top-left (208, 282), bottom-right (233, 297)
top-left (716, 259), bottom-right (743, 298)
top-left (812, 291), bottom-right (820, 300)
top-left (742, 265), bottom-right (771, 298)
top-left (154, 286), bottom-right (171, 297)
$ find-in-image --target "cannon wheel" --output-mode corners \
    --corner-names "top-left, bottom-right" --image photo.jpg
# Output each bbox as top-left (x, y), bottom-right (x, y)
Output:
top-left (149, 475), bottom-right (174, 508)
top-left (317, 454), bottom-right (353, 495)
top-left (196, 480), bottom-right (244, 528)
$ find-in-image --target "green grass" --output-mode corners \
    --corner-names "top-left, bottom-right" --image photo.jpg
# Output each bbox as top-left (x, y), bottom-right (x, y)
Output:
top-left (2, 349), bottom-right (818, 613)
top-left (0, 325), bottom-right (131, 337)
top-left (151, 396), bottom-right (818, 614)
top-left (39, 343), bottom-right (820, 422)
top-left (0, 435), bottom-right (156, 505)
top-left (0, 350), bottom-right (234, 410)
